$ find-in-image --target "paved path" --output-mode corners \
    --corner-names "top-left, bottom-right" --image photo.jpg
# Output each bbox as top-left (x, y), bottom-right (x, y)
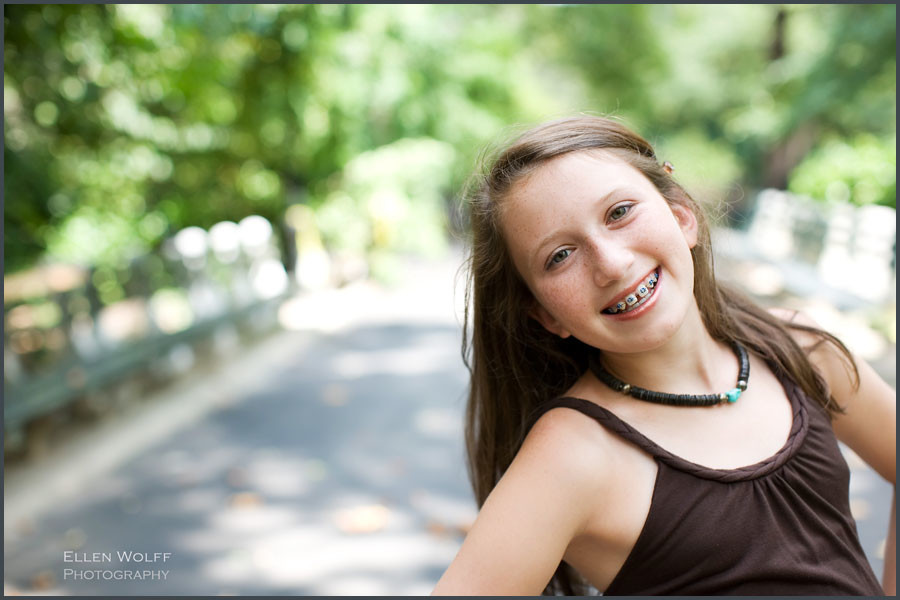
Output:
top-left (5, 251), bottom-right (474, 596)
top-left (4, 244), bottom-right (893, 595)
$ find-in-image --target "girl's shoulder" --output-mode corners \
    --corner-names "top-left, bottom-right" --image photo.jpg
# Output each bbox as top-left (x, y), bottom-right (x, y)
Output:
top-left (527, 372), bottom-right (627, 451)
top-left (766, 307), bottom-right (853, 387)
top-left (510, 402), bottom-right (630, 539)
top-left (521, 394), bottom-right (660, 589)
top-left (766, 306), bottom-right (818, 334)
top-left (523, 401), bottom-right (613, 477)
top-left (521, 385), bottom-right (641, 493)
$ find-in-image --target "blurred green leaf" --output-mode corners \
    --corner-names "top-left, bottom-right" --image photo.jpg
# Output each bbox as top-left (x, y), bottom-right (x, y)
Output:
top-left (789, 134), bottom-right (896, 208)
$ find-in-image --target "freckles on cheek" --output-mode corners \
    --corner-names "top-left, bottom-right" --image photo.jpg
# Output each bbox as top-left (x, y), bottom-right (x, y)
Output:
top-left (536, 279), bottom-right (586, 314)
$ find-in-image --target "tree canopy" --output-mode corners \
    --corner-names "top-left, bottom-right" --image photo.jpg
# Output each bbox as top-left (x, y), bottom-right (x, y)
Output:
top-left (4, 4), bottom-right (895, 275)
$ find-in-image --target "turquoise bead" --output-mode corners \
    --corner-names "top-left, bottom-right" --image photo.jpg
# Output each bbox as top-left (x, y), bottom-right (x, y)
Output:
top-left (725, 388), bottom-right (741, 403)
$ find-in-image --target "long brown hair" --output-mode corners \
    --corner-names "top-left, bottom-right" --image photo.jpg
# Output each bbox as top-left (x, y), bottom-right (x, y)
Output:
top-left (460, 115), bottom-right (858, 595)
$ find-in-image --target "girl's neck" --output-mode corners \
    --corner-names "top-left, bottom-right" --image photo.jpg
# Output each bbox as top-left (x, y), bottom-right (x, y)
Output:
top-left (598, 307), bottom-right (735, 396)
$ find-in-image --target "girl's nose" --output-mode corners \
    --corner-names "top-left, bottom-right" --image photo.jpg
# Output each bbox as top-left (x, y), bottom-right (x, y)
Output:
top-left (588, 241), bottom-right (634, 288)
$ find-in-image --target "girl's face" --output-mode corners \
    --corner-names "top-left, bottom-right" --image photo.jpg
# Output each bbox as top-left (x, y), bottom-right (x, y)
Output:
top-left (500, 150), bottom-right (700, 354)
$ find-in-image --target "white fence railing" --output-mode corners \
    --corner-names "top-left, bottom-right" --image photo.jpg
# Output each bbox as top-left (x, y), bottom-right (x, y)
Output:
top-left (715, 189), bottom-right (896, 307)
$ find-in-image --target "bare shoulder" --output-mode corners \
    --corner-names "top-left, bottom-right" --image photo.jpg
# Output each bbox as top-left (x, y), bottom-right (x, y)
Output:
top-left (516, 404), bottom-right (614, 492)
top-left (525, 402), bottom-right (608, 448)
top-left (516, 372), bottom-right (645, 490)
top-left (767, 306), bottom-right (853, 386)
top-left (766, 306), bottom-right (810, 325)
top-left (767, 307), bottom-right (821, 345)
top-left (767, 306), bottom-right (807, 322)
top-left (767, 307), bottom-right (854, 373)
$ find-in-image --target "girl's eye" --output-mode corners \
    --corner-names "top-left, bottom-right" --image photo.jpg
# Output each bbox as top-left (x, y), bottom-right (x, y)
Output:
top-left (609, 204), bottom-right (632, 221)
top-left (548, 248), bottom-right (571, 268)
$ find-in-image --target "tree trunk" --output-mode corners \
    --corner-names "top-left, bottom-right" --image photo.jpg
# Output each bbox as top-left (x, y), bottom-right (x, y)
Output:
top-left (763, 121), bottom-right (819, 190)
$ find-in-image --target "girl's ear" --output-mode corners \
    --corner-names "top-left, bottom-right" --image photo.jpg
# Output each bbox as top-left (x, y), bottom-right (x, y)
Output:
top-left (671, 203), bottom-right (699, 249)
top-left (529, 303), bottom-right (571, 339)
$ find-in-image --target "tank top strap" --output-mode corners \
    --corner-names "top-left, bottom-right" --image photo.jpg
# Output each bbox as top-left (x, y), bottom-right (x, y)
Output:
top-left (531, 387), bottom-right (809, 483)
top-left (532, 396), bottom-right (665, 455)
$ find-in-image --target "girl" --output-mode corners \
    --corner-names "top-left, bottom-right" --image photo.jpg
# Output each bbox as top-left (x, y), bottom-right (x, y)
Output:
top-left (433, 116), bottom-right (895, 595)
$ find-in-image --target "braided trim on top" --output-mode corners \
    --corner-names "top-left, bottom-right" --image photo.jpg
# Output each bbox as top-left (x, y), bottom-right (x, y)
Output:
top-left (529, 372), bottom-right (808, 483)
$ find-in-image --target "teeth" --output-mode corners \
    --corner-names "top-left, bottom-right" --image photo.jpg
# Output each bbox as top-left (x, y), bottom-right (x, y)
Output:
top-left (604, 271), bottom-right (659, 314)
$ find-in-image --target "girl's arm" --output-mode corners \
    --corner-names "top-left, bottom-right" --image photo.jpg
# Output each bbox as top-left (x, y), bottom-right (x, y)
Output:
top-left (826, 354), bottom-right (897, 595)
top-left (432, 408), bottom-right (607, 595)
top-left (777, 309), bottom-right (896, 594)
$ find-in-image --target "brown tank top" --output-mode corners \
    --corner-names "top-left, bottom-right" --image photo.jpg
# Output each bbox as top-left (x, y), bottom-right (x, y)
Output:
top-left (534, 367), bottom-right (883, 595)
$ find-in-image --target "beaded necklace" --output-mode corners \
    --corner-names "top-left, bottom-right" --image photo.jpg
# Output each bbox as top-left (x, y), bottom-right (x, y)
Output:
top-left (589, 342), bottom-right (750, 406)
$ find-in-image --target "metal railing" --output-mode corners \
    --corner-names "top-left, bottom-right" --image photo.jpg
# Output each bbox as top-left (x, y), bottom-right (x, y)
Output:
top-left (715, 189), bottom-right (896, 309)
top-left (4, 216), bottom-right (291, 452)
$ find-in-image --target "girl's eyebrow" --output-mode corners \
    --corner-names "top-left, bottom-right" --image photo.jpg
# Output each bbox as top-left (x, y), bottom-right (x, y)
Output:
top-left (530, 187), bottom-right (627, 266)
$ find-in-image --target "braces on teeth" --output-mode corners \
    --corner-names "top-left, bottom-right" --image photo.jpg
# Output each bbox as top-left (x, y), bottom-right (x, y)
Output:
top-left (604, 271), bottom-right (659, 314)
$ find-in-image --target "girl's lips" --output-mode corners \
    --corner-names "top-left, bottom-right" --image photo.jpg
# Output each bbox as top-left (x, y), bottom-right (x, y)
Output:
top-left (602, 269), bottom-right (662, 320)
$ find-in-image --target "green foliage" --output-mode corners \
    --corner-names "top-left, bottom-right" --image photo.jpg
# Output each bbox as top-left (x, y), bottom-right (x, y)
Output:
top-left (789, 134), bottom-right (896, 208)
top-left (4, 4), bottom-right (895, 276)
top-left (316, 138), bottom-right (455, 258)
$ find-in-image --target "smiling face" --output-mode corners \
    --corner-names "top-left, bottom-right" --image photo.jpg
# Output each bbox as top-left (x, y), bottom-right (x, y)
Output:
top-left (499, 150), bottom-right (700, 354)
